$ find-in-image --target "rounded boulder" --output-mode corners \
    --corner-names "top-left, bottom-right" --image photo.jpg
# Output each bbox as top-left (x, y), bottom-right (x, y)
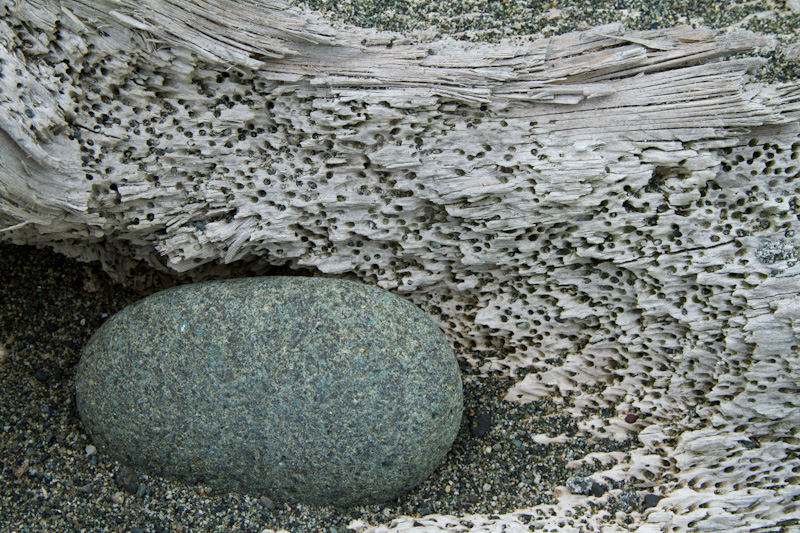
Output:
top-left (76, 276), bottom-right (462, 506)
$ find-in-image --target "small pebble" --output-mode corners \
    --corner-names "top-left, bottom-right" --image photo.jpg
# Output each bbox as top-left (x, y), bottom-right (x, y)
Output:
top-left (471, 412), bottom-right (492, 438)
top-left (483, 483), bottom-right (492, 492)
top-left (33, 370), bottom-right (48, 382)
top-left (85, 445), bottom-right (97, 456)
top-left (259, 496), bottom-right (275, 510)
top-left (591, 482), bottom-right (607, 497)
top-left (625, 413), bottom-right (639, 424)
top-left (114, 466), bottom-right (139, 494)
top-left (643, 493), bottom-right (661, 509)
top-left (111, 492), bottom-right (125, 504)
top-left (567, 476), bottom-right (596, 496)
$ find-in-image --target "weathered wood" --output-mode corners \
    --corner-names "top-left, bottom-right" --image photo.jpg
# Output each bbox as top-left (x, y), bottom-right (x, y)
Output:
top-left (2, 0), bottom-right (800, 531)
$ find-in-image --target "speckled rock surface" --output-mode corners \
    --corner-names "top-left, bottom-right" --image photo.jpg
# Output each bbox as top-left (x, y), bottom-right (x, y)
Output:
top-left (75, 276), bottom-right (462, 507)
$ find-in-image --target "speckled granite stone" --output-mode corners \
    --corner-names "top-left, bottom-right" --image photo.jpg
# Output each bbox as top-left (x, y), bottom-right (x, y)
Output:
top-left (75, 277), bottom-right (462, 507)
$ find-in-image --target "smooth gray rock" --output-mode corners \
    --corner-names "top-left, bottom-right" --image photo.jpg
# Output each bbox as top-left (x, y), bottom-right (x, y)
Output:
top-left (76, 276), bottom-right (462, 506)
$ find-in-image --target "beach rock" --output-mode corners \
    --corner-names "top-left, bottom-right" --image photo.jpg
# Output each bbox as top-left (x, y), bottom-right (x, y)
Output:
top-left (76, 276), bottom-right (462, 506)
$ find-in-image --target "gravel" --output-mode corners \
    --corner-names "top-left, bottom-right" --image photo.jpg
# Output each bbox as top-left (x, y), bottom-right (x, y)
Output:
top-left (290, 0), bottom-right (800, 83)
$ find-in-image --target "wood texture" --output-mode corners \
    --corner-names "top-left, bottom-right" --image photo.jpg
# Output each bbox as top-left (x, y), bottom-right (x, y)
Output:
top-left (2, 1), bottom-right (800, 531)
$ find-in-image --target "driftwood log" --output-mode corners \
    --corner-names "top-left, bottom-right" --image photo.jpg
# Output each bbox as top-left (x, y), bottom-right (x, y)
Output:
top-left (2, 0), bottom-right (800, 531)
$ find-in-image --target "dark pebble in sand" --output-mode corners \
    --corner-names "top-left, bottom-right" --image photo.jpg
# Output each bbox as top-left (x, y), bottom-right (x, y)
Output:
top-left (259, 496), bottom-right (275, 510)
top-left (643, 493), bottom-right (661, 509)
top-left (115, 466), bottom-right (139, 494)
top-left (591, 482), bottom-right (607, 497)
top-left (625, 413), bottom-right (639, 424)
top-left (33, 369), bottom-right (48, 382)
top-left (471, 411), bottom-right (492, 437)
